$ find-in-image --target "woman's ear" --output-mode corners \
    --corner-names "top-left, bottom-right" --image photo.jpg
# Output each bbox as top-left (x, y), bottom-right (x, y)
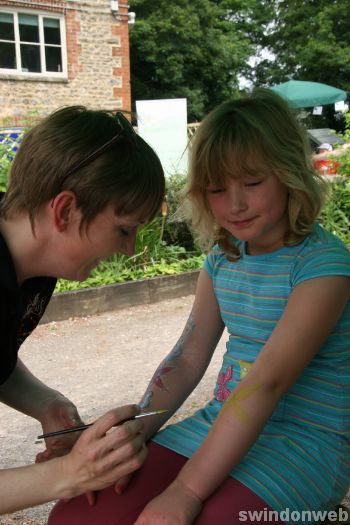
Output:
top-left (50, 191), bottom-right (78, 232)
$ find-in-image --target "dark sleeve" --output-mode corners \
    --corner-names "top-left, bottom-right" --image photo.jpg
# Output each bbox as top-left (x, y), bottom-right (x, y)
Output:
top-left (17, 277), bottom-right (57, 346)
top-left (0, 288), bottom-right (21, 385)
top-left (0, 277), bottom-right (57, 385)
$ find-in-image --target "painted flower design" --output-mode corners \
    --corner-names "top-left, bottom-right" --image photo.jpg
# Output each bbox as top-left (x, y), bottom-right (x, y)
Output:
top-left (152, 365), bottom-right (176, 392)
top-left (215, 364), bottom-right (233, 402)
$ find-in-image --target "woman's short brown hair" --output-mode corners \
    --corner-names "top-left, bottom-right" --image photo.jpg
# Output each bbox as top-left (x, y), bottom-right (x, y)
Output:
top-left (0, 106), bottom-right (165, 232)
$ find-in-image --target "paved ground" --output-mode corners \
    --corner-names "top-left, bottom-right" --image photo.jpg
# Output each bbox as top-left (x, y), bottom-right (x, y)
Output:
top-left (0, 295), bottom-right (226, 525)
top-left (0, 294), bottom-right (349, 524)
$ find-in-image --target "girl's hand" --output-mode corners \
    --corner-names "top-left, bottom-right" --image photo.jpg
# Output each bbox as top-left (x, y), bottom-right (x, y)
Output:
top-left (134, 479), bottom-right (203, 525)
top-left (57, 405), bottom-right (148, 499)
top-left (35, 394), bottom-right (84, 463)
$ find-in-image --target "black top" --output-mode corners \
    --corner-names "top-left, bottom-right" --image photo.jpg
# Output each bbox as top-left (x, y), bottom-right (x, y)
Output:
top-left (0, 214), bottom-right (56, 384)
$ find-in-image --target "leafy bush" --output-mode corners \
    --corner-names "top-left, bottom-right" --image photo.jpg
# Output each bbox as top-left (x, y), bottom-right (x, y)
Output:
top-left (0, 115), bottom-right (38, 191)
top-left (319, 179), bottom-right (350, 246)
top-left (332, 110), bottom-right (350, 178)
top-left (0, 135), bottom-right (20, 191)
top-left (56, 252), bottom-right (205, 292)
top-left (337, 150), bottom-right (350, 178)
top-left (163, 173), bottom-right (197, 251)
top-left (341, 111), bottom-right (350, 143)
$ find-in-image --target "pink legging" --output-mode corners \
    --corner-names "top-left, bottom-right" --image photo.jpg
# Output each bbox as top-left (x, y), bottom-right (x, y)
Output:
top-left (48, 442), bottom-right (283, 525)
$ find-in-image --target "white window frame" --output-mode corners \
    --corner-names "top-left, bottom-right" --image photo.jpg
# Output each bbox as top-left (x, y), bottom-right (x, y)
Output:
top-left (0, 7), bottom-right (67, 79)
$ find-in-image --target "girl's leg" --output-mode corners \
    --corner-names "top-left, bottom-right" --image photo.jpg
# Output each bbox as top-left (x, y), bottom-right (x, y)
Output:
top-left (48, 442), bottom-right (283, 525)
top-left (48, 442), bottom-right (188, 525)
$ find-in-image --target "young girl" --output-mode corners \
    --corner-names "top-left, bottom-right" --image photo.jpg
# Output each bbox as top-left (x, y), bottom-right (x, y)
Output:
top-left (49, 89), bottom-right (350, 525)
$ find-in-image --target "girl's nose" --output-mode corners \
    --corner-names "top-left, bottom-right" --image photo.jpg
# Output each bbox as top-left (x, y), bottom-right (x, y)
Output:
top-left (226, 186), bottom-right (247, 213)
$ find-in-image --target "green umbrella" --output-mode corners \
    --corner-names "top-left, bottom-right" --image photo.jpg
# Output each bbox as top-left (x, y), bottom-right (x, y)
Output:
top-left (269, 80), bottom-right (347, 108)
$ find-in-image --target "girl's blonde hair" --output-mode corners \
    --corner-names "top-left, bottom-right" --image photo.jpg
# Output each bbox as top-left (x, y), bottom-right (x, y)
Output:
top-left (183, 88), bottom-right (327, 258)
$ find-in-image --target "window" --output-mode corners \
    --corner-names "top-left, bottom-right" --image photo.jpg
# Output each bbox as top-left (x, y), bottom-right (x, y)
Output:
top-left (0, 10), bottom-right (67, 78)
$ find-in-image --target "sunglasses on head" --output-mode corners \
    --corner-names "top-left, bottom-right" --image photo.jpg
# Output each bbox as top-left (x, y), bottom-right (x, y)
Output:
top-left (61, 111), bottom-right (138, 183)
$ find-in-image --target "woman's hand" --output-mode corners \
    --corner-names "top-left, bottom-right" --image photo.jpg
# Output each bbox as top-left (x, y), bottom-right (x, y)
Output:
top-left (35, 393), bottom-right (84, 462)
top-left (134, 479), bottom-right (203, 525)
top-left (0, 404), bottom-right (148, 514)
top-left (57, 404), bottom-right (148, 499)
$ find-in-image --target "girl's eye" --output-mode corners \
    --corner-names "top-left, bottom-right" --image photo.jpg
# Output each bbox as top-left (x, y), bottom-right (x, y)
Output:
top-left (208, 188), bottom-right (225, 194)
top-left (245, 181), bottom-right (262, 187)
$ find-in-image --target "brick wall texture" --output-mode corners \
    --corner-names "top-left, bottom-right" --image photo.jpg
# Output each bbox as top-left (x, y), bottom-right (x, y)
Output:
top-left (0, 0), bottom-right (131, 125)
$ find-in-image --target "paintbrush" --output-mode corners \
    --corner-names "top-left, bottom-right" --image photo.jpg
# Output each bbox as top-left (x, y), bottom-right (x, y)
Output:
top-left (37, 409), bottom-right (168, 439)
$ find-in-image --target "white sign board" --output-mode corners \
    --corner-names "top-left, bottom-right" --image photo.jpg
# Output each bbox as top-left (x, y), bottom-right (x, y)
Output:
top-left (136, 98), bottom-right (188, 176)
top-left (335, 100), bottom-right (348, 112)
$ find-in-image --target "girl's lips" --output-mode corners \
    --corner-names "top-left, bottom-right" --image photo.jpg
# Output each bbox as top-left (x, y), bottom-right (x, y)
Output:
top-left (229, 217), bottom-right (256, 228)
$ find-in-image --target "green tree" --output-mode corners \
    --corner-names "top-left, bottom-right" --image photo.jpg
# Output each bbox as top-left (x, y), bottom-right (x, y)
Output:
top-left (128, 0), bottom-right (267, 121)
top-left (252, 0), bottom-right (350, 94)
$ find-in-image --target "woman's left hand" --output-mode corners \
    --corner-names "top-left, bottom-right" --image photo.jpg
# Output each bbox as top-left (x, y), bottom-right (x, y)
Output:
top-left (134, 479), bottom-right (203, 525)
top-left (35, 394), bottom-right (84, 463)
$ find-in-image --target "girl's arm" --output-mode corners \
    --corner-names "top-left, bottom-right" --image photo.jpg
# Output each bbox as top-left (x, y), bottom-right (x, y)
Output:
top-left (138, 268), bottom-right (225, 442)
top-left (135, 275), bottom-right (350, 524)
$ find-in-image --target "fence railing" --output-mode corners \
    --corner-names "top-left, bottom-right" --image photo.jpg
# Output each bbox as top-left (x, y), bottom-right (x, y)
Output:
top-left (187, 122), bottom-right (200, 139)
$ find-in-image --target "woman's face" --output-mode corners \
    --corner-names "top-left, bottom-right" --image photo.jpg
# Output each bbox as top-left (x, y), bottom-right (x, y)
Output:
top-left (59, 203), bottom-right (145, 282)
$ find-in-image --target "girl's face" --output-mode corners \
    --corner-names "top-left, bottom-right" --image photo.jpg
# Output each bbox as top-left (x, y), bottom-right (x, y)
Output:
top-left (206, 167), bottom-right (289, 255)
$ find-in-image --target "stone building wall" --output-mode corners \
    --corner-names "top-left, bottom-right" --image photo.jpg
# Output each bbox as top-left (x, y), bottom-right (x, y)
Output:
top-left (0, 0), bottom-right (131, 126)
